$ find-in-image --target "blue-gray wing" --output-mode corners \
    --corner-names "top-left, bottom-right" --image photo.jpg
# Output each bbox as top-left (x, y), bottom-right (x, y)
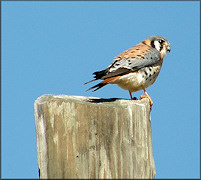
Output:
top-left (101, 48), bottom-right (161, 79)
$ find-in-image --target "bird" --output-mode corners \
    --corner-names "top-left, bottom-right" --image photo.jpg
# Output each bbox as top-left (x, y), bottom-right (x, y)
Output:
top-left (84, 35), bottom-right (171, 108)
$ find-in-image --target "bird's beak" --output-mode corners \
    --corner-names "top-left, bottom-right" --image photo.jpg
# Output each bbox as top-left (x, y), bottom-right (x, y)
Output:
top-left (166, 45), bottom-right (171, 52)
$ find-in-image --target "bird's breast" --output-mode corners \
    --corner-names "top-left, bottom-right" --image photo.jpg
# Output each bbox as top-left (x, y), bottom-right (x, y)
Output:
top-left (111, 63), bottom-right (162, 92)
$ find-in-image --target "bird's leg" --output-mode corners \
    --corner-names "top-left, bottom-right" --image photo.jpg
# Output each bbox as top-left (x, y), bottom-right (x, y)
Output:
top-left (129, 91), bottom-right (138, 100)
top-left (140, 89), bottom-right (153, 107)
top-left (129, 90), bottom-right (133, 99)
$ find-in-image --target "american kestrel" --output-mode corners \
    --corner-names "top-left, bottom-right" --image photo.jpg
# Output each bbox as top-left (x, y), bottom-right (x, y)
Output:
top-left (84, 35), bottom-right (170, 108)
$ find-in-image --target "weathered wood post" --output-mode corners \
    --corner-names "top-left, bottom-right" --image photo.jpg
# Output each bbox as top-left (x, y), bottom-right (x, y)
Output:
top-left (34, 95), bottom-right (156, 179)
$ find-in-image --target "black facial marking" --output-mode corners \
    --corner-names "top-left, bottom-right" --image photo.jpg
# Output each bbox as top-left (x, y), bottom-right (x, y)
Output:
top-left (160, 45), bottom-right (163, 51)
top-left (144, 71), bottom-right (148, 76)
top-left (159, 39), bottom-right (165, 51)
top-left (151, 40), bottom-right (155, 48)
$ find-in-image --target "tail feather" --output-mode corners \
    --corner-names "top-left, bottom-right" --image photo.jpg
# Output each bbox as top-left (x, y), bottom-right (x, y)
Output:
top-left (83, 79), bottom-right (97, 85)
top-left (86, 82), bottom-right (107, 92)
top-left (93, 69), bottom-right (108, 80)
top-left (85, 76), bottom-right (121, 92)
top-left (83, 68), bottom-right (108, 86)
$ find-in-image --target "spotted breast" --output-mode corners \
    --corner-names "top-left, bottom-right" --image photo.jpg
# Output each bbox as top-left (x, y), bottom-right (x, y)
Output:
top-left (112, 59), bottom-right (163, 92)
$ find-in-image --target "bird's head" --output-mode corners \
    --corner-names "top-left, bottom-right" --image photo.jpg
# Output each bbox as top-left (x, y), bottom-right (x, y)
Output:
top-left (142, 35), bottom-right (171, 59)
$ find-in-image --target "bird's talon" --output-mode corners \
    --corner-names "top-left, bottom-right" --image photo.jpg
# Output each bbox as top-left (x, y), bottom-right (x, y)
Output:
top-left (140, 93), bottom-right (153, 109)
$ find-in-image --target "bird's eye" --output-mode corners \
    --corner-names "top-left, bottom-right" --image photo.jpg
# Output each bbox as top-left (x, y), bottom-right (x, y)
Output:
top-left (159, 39), bottom-right (164, 44)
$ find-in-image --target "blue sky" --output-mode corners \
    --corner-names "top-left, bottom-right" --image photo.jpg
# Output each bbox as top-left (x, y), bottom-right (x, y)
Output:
top-left (2, 1), bottom-right (200, 178)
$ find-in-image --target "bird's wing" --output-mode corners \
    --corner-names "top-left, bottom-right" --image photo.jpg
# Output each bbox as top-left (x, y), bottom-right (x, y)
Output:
top-left (96, 44), bottom-right (161, 80)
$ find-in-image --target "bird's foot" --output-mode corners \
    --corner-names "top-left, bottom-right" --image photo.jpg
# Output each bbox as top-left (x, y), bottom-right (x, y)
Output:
top-left (129, 91), bottom-right (138, 100)
top-left (140, 91), bottom-right (153, 110)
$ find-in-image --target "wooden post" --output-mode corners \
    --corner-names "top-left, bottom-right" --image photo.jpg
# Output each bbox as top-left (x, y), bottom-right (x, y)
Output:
top-left (34, 95), bottom-right (156, 179)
